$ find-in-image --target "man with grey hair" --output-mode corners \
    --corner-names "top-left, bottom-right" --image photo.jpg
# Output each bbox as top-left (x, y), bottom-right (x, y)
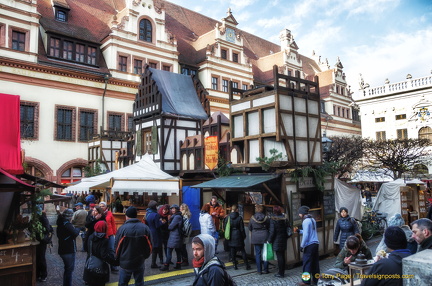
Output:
top-left (411, 218), bottom-right (432, 252)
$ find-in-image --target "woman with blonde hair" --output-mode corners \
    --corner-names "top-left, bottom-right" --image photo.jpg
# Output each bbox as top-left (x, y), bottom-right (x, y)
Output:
top-left (180, 203), bottom-right (192, 266)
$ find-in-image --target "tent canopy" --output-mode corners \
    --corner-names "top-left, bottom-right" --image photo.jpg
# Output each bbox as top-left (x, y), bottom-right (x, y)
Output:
top-left (65, 154), bottom-right (179, 195)
top-left (334, 178), bottom-right (362, 220)
top-left (373, 178), bottom-right (426, 220)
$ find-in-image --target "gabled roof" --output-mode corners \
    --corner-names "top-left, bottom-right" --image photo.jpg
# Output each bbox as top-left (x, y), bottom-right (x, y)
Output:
top-left (149, 68), bottom-right (209, 120)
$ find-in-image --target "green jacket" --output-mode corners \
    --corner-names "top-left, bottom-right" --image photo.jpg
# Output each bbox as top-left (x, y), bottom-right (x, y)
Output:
top-left (335, 240), bottom-right (372, 270)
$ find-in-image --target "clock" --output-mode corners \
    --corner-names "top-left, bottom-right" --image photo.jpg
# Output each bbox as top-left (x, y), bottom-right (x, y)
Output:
top-left (226, 28), bottom-right (236, 43)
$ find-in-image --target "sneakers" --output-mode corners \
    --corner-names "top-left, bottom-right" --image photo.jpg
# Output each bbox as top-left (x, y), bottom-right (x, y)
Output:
top-left (150, 264), bottom-right (159, 269)
top-left (160, 264), bottom-right (169, 271)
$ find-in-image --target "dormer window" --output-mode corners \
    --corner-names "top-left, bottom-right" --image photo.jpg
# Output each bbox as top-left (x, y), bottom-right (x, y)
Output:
top-left (56, 10), bottom-right (67, 22)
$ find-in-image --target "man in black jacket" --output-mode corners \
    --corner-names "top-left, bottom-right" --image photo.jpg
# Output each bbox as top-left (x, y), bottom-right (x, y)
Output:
top-left (411, 218), bottom-right (432, 252)
top-left (115, 206), bottom-right (152, 286)
top-left (361, 226), bottom-right (412, 286)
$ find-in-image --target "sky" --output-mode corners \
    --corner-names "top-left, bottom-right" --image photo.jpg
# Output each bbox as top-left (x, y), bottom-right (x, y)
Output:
top-left (167, 0), bottom-right (432, 99)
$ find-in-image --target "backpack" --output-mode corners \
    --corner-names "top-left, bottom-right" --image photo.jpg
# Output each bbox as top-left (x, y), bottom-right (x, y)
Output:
top-left (351, 217), bottom-right (362, 235)
top-left (202, 263), bottom-right (237, 286)
top-left (182, 216), bottom-right (192, 237)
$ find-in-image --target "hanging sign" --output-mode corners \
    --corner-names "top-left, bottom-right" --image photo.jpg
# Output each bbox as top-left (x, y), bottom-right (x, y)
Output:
top-left (204, 136), bottom-right (218, 170)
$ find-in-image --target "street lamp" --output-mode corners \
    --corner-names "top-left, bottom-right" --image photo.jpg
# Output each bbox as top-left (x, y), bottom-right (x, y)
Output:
top-left (321, 132), bottom-right (333, 159)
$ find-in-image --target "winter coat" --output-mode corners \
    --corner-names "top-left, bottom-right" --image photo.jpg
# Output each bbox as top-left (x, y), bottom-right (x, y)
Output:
top-left (158, 207), bottom-right (170, 243)
top-left (192, 234), bottom-right (228, 286)
top-left (199, 212), bottom-right (215, 236)
top-left (419, 235), bottom-right (432, 252)
top-left (224, 211), bottom-right (246, 248)
top-left (83, 231), bottom-right (116, 285)
top-left (104, 210), bottom-right (117, 237)
top-left (167, 211), bottom-right (183, 249)
top-left (84, 214), bottom-right (106, 252)
top-left (268, 214), bottom-right (289, 251)
top-left (209, 202), bottom-right (225, 230)
top-left (71, 209), bottom-right (87, 228)
top-left (57, 215), bottom-right (80, 255)
top-left (115, 218), bottom-right (152, 270)
top-left (335, 239), bottom-right (372, 270)
top-left (334, 216), bottom-right (359, 249)
top-left (361, 249), bottom-right (412, 286)
top-left (146, 208), bottom-right (163, 248)
top-left (248, 212), bottom-right (270, 245)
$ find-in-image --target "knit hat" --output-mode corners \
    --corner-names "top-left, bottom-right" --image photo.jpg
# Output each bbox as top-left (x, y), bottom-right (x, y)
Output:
top-left (148, 200), bottom-right (158, 210)
top-left (388, 213), bottom-right (405, 227)
top-left (89, 203), bottom-right (96, 208)
top-left (339, 207), bottom-right (348, 214)
top-left (298, 206), bottom-right (310, 215)
top-left (94, 220), bottom-right (107, 233)
top-left (170, 204), bottom-right (180, 210)
top-left (126, 206), bottom-right (138, 218)
top-left (62, 209), bottom-right (74, 219)
top-left (384, 226), bottom-right (407, 250)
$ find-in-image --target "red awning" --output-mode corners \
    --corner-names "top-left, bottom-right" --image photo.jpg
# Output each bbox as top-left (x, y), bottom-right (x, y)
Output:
top-left (0, 168), bottom-right (35, 191)
top-left (0, 94), bottom-right (23, 174)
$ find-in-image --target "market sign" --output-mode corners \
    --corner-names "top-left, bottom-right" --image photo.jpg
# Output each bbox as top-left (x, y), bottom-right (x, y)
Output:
top-left (204, 136), bottom-right (218, 170)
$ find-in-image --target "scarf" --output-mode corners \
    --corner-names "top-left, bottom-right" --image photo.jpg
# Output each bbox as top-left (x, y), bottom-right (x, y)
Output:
top-left (193, 256), bottom-right (204, 268)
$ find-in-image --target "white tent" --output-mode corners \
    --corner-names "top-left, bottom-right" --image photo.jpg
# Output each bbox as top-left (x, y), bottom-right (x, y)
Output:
top-left (65, 154), bottom-right (179, 195)
top-left (373, 179), bottom-right (426, 220)
top-left (334, 178), bottom-right (362, 220)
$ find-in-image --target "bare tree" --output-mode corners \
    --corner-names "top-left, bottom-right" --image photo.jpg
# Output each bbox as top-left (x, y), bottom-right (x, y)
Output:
top-left (326, 135), bottom-right (366, 179)
top-left (362, 138), bottom-right (431, 179)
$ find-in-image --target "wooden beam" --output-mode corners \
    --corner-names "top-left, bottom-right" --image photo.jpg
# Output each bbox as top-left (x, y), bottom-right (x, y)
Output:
top-left (262, 182), bottom-right (282, 205)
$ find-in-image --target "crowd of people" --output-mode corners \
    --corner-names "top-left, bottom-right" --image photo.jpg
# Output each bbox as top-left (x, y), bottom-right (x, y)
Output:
top-left (34, 195), bottom-right (432, 286)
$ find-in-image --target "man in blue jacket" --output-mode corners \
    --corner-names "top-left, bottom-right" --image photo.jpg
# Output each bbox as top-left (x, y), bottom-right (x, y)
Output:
top-left (296, 205), bottom-right (320, 286)
top-left (115, 206), bottom-right (152, 286)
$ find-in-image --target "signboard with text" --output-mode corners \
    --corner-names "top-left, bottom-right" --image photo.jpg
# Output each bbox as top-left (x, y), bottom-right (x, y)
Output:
top-left (204, 136), bottom-right (218, 170)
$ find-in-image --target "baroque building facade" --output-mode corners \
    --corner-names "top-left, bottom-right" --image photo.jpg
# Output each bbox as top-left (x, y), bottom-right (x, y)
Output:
top-left (356, 73), bottom-right (432, 174)
top-left (0, 0), bottom-right (360, 184)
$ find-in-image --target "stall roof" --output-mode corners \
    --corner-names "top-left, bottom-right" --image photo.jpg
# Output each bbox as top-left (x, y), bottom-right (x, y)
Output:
top-left (111, 179), bottom-right (179, 195)
top-left (65, 154), bottom-right (179, 194)
top-left (192, 174), bottom-right (279, 189)
top-left (0, 168), bottom-right (35, 191)
top-left (17, 173), bottom-right (65, 189)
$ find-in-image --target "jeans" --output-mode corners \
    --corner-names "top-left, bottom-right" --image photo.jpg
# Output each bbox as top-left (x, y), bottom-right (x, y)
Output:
top-left (108, 235), bottom-right (118, 270)
top-left (60, 253), bottom-right (75, 286)
top-left (302, 243), bottom-right (320, 285)
top-left (119, 264), bottom-right (144, 286)
top-left (254, 244), bottom-right (268, 273)
top-left (165, 247), bottom-right (182, 265)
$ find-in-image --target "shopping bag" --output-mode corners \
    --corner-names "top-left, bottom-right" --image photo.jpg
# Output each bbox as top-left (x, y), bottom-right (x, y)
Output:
top-left (224, 217), bottom-right (231, 240)
top-left (262, 242), bottom-right (274, 261)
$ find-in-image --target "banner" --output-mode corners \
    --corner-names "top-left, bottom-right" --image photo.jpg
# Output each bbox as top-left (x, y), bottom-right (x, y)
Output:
top-left (204, 136), bottom-right (218, 170)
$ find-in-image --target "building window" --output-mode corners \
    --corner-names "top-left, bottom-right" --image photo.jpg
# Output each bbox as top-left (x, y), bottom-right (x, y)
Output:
top-left (419, 126), bottom-right (432, 141)
top-left (24, 165), bottom-right (45, 178)
top-left (232, 82), bottom-right (238, 94)
top-left (55, 9), bottom-right (68, 22)
top-left (119, 56), bottom-right (127, 72)
top-left (181, 67), bottom-right (197, 75)
top-left (376, 131), bottom-right (386, 141)
top-left (341, 88), bottom-right (345, 96)
top-left (76, 44), bottom-right (85, 62)
top-left (134, 59), bottom-right (143, 74)
top-left (395, 114), bottom-right (406, 120)
top-left (162, 65), bottom-right (170, 72)
top-left (63, 41), bottom-right (73, 60)
top-left (49, 37), bottom-right (61, 57)
top-left (128, 116), bottom-right (133, 132)
top-left (243, 84), bottom-right (248, 90)
top-left (352, 109), bottom-right (360, 121)
top-left (397, 129), bottom-right (408, 140)
top-left (346, 109), bottom-right (350, 119)
top-left (61, 166), bottom-right (83, 184)
top-left (149, 62), bottom-right (157, 69)
top-left (20, 103), bottom-right (36, 139)
top-left (141, 129), bottom-right (152, 154)
top-left (320, 101), bottom-right (326, 113)
top-left (12, 31), bottom-right (25, 51)
top-left (108, 114), bottom-right (122, 131)
top-left (221, 49), bottom-right (227, 59)
top-left (57, 108), bottom-right (73, 140)
top-left (232, 52), bottom-right (238, 63)
top-left (79, 111), bottom-right (95, 141)
top-left (212, 77), bottom-right (218, 90)
top-left (222, 79), bottom-right (228, 92)
top-left (139, 19), bottom-right (152, 42)
top-left (375, 117), bottom-right (385, 123)
top-left (342, 109), bottom-right (345, 118)
top-left (87, 46), bottom-right (96, 65)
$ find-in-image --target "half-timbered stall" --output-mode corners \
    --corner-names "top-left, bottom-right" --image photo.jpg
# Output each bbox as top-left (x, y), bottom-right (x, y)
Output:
top-left (133, 66), bottom-right (210, 174)
top-left (190, 66), bottom-right (336, 265)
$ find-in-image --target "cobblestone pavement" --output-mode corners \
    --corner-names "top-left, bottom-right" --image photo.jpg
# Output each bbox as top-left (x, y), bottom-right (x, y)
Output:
top-left (39, 213), bottom-right (380, 286)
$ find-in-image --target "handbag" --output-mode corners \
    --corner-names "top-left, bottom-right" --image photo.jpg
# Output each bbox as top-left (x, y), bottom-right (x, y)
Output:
top-left (224, 217), bottom-right (231, 240)
top-left (84, 239), bottom-right (109, 278)
top-left (262, 242), bottom-right (274, 261)
top-left (286, 225), bottom-right (293, 238)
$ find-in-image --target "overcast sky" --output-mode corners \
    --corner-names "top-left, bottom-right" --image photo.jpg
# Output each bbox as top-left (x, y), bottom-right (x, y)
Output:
top-left (167, 0), bottom-right (432, 99)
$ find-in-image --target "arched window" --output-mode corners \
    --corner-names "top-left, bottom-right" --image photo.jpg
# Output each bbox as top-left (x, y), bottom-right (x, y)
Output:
top-left (419, 126), bottom-right (432, 141)
top-left (139, 19), bottom-right (152, 42)
top-left (61, 166), bottom-right (84, 184)
top-left (25, 165), bottom-right (45, 178)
